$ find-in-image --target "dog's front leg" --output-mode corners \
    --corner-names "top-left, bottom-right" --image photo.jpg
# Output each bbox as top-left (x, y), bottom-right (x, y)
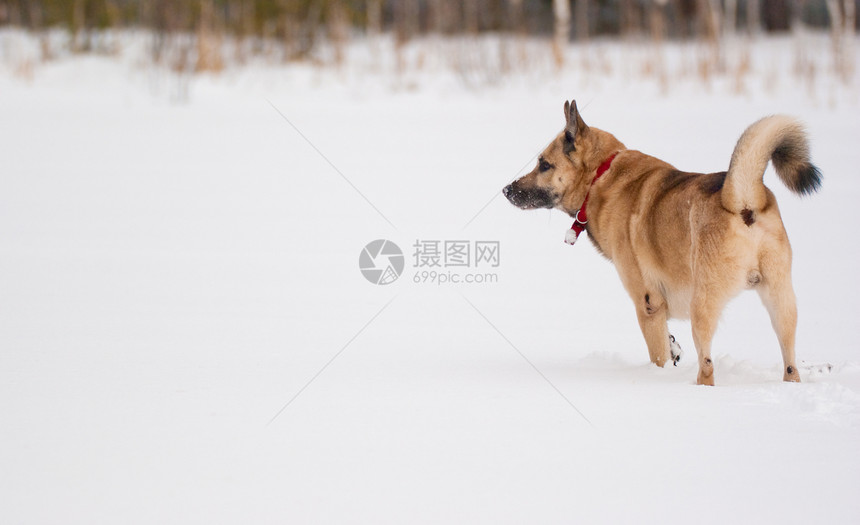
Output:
top-left (614, 251), bottom-right (673, 367)
top-left (635, 292), bottom-right (672, 367)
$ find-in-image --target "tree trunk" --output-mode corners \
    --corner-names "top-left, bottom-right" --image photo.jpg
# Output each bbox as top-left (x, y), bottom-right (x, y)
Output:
top-left (368, 0), bottom-right (382, 36)
top-left (575, 0), bottom-right (589, 41)
top-left (553, 0), bottom-right (571, 67)
top-left (724, 0), bottom-right (737, 36)
top-left (508, 0), bottom-right (524, 34)
top-left (196, 0), bottom-right (224, 72)
top-left (825, 0), bottom-right (854, 81)
top-left (844, 0), bottom-right (856, 80)
top-left (72, 0), bottom-right (87, 52)
top-left (329, 1), bottom-right (349, 66)
top-left (464, 0), bottom-right (479, 34)
top-left (395, 0), bottom-right (419, 44)
top-left (746, 0), bottom-right (761, 35)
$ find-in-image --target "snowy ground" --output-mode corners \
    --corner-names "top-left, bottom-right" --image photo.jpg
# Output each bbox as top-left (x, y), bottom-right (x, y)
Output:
top-left (2, 32), bottom-right (860, 523)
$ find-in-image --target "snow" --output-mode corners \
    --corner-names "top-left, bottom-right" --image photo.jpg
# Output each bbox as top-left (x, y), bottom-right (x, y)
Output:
top-left (1, 31), bottom-right (860, 523)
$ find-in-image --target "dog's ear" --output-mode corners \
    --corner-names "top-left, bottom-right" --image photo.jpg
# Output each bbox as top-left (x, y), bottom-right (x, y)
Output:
top-left (563, 100), bottom-right (589, 155)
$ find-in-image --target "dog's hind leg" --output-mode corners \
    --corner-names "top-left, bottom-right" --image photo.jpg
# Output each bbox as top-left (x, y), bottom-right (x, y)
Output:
top-left (690, 287), bottom-right (733, 386)
top-left (690, 256), bottom-right (745, 385)
top-left (757, 247), bottom-right (801, 382)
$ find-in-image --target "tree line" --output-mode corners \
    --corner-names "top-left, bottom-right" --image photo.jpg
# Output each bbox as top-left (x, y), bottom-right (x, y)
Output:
top-left (0, 0), bottom-right (853, 39)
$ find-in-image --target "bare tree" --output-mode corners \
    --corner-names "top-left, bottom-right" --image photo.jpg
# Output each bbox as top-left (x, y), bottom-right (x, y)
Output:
top-left (746, 0), bottom-right (761, 35)
top-left (648, 0), bottom-right (669, 90)
top-left (575, 0), bottom-right (589, 41)
top-left (464, 0), bottom-right (480, 34)
top-left (395, 0), bottom-right (419, 44)
top-left (72, 0), bottom-right (87, 52)
top-left (826, 0), bottom-right (857, 81)
top-left (845, 0), bottom-right (856, 80)
top-left (508, 0), bottom-right (525, 34)
top-left (649, 0), bottom-right (669, 43)
top-left (427, 0), bottom-right (458, 34)
top-left (724, 0), bottom-right (738, 36)
top-left (328, 1), bottom-right (349, 65)
top-left (620, 0), bottom-right (639, 37)
top-left (553, 0), bottom-right (571, 67)
top-left (367, 0), bottom-right (383, 68)
top-left (368, 0), bottom-right (382, 37)
top-left (696, 0), bottom-right (723, 76)
top-left (196, 0), bottom-right (224, 72)
top-left (697, 0), bottom-right (721, 41)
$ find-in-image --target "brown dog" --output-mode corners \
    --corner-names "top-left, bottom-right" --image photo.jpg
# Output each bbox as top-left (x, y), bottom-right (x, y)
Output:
top-left (503, 101), bottom-right (821, 385)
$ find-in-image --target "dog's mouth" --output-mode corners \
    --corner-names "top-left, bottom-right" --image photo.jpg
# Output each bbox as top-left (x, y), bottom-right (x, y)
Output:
top-left (502, 184), bottom-right (556, 210)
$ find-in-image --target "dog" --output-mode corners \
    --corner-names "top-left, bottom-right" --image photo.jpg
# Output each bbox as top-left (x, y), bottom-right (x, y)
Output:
top-left (502, 101), bottom-right (821, 385)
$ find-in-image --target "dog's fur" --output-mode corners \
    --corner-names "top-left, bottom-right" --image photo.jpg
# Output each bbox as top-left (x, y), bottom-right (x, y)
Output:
top-left (503, 101), bottom-right (821, 385)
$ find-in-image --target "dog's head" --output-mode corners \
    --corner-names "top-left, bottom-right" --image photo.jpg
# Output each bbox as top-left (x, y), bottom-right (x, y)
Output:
top-left (502, 100), bottom-right (623, 217)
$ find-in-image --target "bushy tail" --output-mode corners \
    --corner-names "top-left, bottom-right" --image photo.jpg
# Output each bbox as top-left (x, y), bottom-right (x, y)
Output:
top-left (722, 115), bottom-right (822, 215)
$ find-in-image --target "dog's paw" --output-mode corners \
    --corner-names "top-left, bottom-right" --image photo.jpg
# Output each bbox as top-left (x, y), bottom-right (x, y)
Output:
top-left (669, 334), bottom-right (683, 366)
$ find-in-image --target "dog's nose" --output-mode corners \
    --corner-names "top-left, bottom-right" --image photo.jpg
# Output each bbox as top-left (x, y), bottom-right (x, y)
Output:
top-left (503, 184), bottom-right (513, 198)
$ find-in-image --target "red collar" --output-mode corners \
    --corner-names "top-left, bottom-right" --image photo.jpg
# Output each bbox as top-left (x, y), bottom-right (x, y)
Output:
top-left (565, 153), bottom-right (618, 245)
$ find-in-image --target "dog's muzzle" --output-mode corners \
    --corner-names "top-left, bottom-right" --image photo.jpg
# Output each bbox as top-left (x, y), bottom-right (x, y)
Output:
top-left (503, 183), bottom-right (554, 210)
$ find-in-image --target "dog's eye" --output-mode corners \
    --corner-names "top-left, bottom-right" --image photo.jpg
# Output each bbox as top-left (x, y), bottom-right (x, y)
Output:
top-left (539, 160), bottom-right (552, 172)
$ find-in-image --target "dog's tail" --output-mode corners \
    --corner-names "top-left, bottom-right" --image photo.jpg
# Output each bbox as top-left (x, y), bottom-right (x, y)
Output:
top-left (722, 115), bottom-right (821, 216)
